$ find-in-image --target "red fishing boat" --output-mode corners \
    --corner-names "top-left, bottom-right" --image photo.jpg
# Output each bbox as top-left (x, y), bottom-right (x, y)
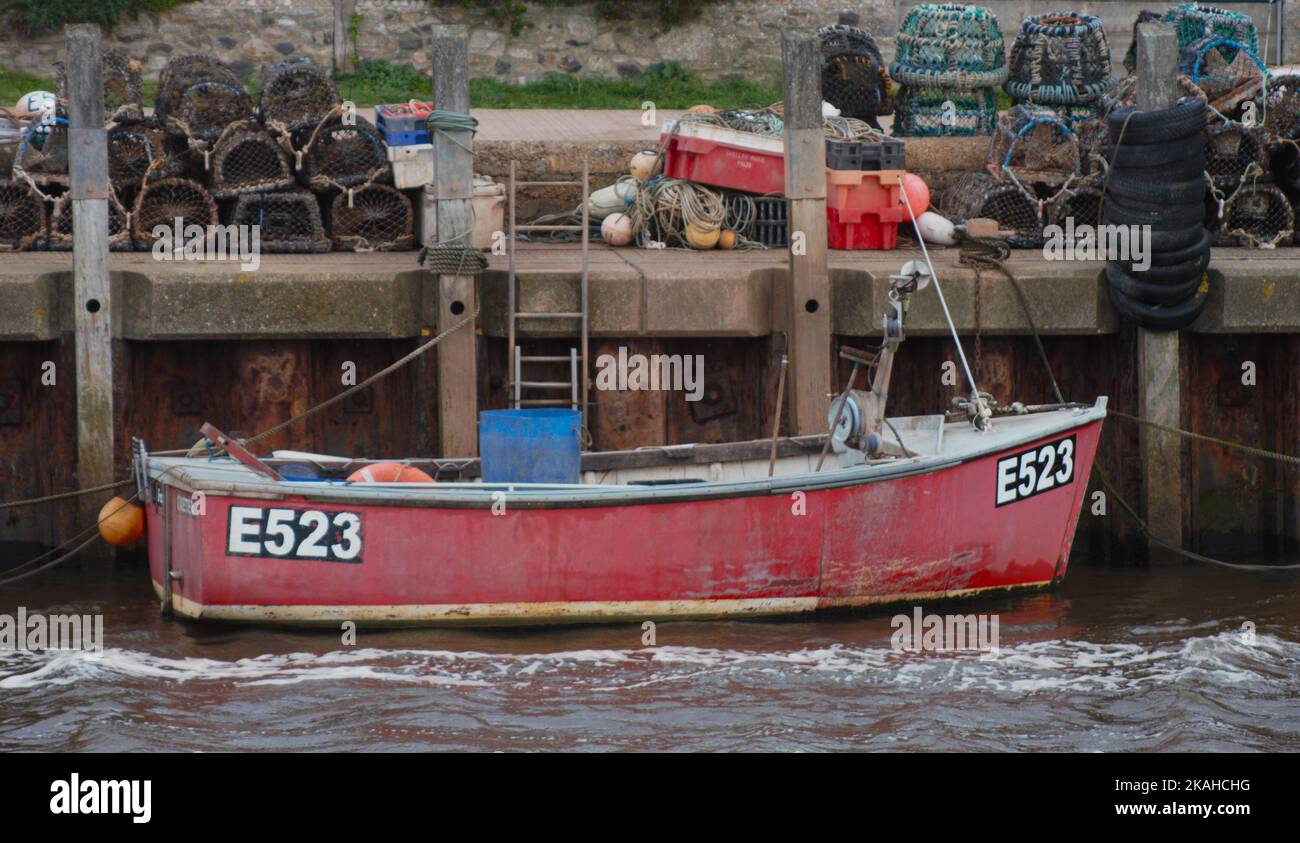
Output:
top-left (133, 261), bottom-right (1106, 626)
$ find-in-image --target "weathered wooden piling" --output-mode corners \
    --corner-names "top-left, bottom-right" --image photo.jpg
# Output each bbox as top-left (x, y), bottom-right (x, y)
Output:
top-left (332, 0), bottom-right (356, 75)
top-left (781, 29), bottom-right (832, 435)
top-left (1135, 23), bottom-right (1186, 562)
top-left (66, 24), bottom-right (115, 554)
top-left (429, 26), bottom-right (479, 457)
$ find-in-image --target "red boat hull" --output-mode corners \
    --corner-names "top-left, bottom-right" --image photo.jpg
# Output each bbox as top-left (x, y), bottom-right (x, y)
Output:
top-left (146, 418), bottom-right (1102, 624)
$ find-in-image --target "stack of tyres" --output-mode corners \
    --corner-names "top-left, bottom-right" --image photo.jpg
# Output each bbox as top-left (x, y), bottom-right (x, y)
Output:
top-left (1102, 96), bottom-right (1211, 330)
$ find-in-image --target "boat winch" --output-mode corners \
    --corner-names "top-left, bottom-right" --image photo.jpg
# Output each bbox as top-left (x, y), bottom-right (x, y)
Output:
top-left (824, 260), bottom-right (930, 465)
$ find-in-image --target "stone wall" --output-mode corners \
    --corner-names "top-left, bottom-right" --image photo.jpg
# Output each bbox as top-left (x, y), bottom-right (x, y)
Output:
top-left (0, 0), bottom-right (1296, 87)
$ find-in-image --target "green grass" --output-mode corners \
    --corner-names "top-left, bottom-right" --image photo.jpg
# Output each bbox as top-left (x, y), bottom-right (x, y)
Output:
top-left (335, 59), bottom-right (782, 110)
top-left (0, 67), bottom-right (56, 105)
top-left (0, 58), bottom-right (813, 114)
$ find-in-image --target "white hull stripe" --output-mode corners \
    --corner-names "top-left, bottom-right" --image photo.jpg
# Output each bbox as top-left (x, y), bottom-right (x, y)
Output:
top-left (152, 581), bottom-right (1054, 625)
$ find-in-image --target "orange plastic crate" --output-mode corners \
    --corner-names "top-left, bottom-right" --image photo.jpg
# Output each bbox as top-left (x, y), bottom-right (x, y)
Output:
top-left (825, 169), bottom-right (907, 222)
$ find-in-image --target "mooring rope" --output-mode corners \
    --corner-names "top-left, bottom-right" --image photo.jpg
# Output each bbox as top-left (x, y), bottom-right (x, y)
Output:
top-left (958, 234), bottom-right (1065, 404)
top-left (1093, 462), bottom-right (1300, 570)
top-left (0, 479), bottom-right (133, 511)
top-left (1108, 410), bottom-right (1300, 468)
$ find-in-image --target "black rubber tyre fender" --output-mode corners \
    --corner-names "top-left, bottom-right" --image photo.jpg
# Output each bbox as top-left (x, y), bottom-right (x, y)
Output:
top-left (1102, 197), bottom-right (1205, 228)
top-left (1149, 224), bottom-right (1209, 253)
top-left (1104, 136), bottom-right (1204, 169)
top-left (1105, 264), bottom-right (1207, 306)
top-left (1108, 155), bottom-right (1207, 183)
top-left (1103, 171), bottom-right (1207, 207)
top-left (1107, 97), bottom-right (1208, 145)
top-left (1107, 279), bottom-right (1209, 331)
top-left (1111, 247), bottom-right (1210, 285)
top-left (1144, 226), bottom-right (1213, 266)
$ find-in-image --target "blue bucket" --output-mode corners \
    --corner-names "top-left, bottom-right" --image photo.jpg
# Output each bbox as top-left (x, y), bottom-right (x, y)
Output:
top-left (479, 408), bottom-right (582, 484)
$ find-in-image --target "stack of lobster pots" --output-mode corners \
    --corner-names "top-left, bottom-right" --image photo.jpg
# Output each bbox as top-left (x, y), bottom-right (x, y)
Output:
top-left (1004, 12), bottom-right (1114, 126)
top-left (3, 52), bottom-right (421, 254)
top-left (1101, 96), bottom-right (1212, 330)
top-left (890, 3), bottom-right (1007, 137)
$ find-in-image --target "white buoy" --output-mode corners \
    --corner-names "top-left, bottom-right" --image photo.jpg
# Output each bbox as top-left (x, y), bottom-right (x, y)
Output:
top-left (917, 211), bottom-right (958, 246)
top-left (586, 180), bottom-right (637, 221)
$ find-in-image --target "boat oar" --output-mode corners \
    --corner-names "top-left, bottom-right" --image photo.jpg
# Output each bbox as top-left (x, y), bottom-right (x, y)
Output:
top-left (767, 355), bottom-right (788, 477)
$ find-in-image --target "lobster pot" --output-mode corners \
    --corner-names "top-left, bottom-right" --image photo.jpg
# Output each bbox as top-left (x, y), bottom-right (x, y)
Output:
top-left (1167, 4), bottom-right (1257, 56)
top-left (231, 190), bottom-right (330, 253)
top-left (988, 105), bottom-right (1080, 186)
top-left (108, 121), bottom-right (187, 199)
top-left (1048, 181), bottom-right (1104, 230)
top-left (1124, 4), bottom-right (1258, 74)
top-left (49, 190), bottom-right (133, 251)
top-left (1181, 34), bottom-right (1266, 105)
top-left (300, 116), bottom-right (390, 193)
top-left (1073, 117), bottom-right (1109, 177)
top-left (1264, 73), bottom-right (1300, 142)
top-left (57, 47), bottom-right (143, 122)
top-left (177, 82), bottom-right (254, 143)
top-left (889, 4), bottom-right (1007, 137)
top-left (1205, 123), bottom-right (1267, 191)
top-left (939, 171), bottom-right (1043, 247)
top-left (259, 58), bottom-right (340, 133)
top-left (329, 184), bottom-right (414, 251)
top-left (894, 87), bottom-right (998, 136)
top-left (818, 25), bottom-right (893, 126)
top-left (156, 54), bottom-right (253, 142)
top-left (1219, 183), bottom-right (1293, 248)
top-left (0, 180), bottom-right (47, 251)
top-left (132, 177), bottom-right (219, 248)
top-left (1005, 13), bottom-right (1113, 106)
top-left (15, 116), bottom-right (70, 188)
top-left (210, 128), bottom-right (295, 199)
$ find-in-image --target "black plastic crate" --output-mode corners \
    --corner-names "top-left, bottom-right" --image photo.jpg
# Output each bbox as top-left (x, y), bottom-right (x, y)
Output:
top-left (752, 196), bottom-right (789, 247)
top-left (825, 137), bottom-right (905, 171)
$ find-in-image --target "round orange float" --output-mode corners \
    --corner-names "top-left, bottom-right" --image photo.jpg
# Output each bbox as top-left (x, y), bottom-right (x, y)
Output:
top-left (98, 496), bottom-right (144, 546)
top-left (347, 462), bottom-right (434, 483)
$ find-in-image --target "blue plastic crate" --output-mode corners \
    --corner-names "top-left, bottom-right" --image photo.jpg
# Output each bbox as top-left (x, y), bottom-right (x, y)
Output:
top-left (375, 104), bottom-right (432, 147)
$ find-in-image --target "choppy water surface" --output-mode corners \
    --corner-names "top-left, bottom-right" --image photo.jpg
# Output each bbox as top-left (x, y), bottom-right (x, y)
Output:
top-left (1, 562), bottom-right (1298, 751)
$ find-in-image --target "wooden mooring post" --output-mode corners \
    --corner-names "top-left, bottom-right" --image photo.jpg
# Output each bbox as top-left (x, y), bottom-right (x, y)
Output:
top-left (66, 24), bottom-right (115, 558)
top-left (781, 29), bottom-right (832, 435)
top-left (1135, 22), bottom-right (1185, 562)
top-left (333, 0), bottom-right (357, 75)
top-left (428, 26), bottom-right (478, 457)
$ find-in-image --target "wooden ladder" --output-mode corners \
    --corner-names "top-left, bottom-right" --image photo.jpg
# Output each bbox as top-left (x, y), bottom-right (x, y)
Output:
top-left (506, 159), bottom-right (590, 417)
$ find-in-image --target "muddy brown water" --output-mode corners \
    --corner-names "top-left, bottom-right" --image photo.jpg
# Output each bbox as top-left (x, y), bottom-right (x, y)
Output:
top-left (1, 559), bottom-right (1298, 751)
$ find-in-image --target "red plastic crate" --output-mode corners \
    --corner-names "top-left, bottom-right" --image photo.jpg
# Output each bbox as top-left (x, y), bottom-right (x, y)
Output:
top-left (661, 121), bottom-right (785, 195)
top-left (827, 206), bottom-right (898, 250)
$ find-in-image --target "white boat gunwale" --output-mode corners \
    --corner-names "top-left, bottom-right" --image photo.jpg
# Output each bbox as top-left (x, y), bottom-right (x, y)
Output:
top-left (142, 399), bottom-right (1107, 510)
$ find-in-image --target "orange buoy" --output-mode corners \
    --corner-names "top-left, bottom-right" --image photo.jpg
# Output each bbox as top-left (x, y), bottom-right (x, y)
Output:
top-left (98, 496), bottom-right (144, 546)
top-left (347, 462), bottom-right (434, 483)
top-left (717, 230), bottom-right (737, 250)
